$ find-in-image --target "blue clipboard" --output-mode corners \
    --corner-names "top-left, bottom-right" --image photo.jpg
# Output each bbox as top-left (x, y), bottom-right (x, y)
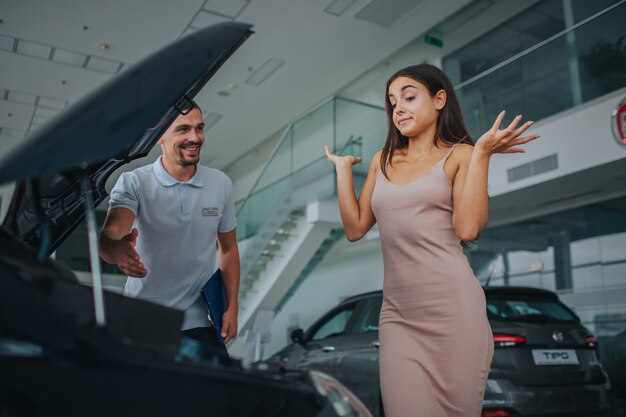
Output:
top-left (200, 269), bottom-right (227, 344)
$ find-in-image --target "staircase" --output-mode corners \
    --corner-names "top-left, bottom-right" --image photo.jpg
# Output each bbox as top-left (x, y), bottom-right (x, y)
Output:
top-left (232, 97), bottom-right (385, 340)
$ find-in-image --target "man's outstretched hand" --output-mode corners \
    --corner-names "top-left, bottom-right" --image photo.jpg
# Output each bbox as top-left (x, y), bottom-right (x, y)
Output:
top-left (111, 228), bottom-right (147, 278)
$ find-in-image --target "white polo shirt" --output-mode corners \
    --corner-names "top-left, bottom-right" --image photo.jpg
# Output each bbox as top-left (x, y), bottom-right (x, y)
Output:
top-left (108, 157), bottom-right (236, 330)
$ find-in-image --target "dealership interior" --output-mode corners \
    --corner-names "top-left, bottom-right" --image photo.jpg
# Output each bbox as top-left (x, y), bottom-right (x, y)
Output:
top-left (1, 0), bottom-right (625, 415)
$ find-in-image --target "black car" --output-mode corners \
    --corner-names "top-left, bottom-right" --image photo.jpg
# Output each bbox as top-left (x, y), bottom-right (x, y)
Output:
top-left (269, 287), bottom-right (611, 417)
top-left (0, 22), bottom-right (371, 417)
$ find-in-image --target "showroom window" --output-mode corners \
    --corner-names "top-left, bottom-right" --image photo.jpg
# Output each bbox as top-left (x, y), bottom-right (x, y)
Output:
top-left (443, 0), bottom-right (626, 139)
top-left (467, 195), bottom-right (626, 338)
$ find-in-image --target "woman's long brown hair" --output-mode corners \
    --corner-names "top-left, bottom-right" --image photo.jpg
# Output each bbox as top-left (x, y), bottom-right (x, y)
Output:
top-left (380, 64), bottom-right (473, 178)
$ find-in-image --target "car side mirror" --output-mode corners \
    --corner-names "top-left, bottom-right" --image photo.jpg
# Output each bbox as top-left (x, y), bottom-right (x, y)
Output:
top-left (290, 328), bottom-right (305, 344)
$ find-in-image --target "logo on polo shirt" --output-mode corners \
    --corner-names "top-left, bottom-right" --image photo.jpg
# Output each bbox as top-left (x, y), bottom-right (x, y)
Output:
top-left (202, 207), bottom-right (219, 216)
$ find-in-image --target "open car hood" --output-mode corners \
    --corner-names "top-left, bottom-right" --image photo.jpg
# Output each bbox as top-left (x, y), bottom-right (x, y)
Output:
top-left (0, 22), bottom-right (253, 254)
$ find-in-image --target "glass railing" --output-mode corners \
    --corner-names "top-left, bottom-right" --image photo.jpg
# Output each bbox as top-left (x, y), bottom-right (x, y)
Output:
top-left (454, 1), bottom-right (626, 140)
top-left (236, 97), bottom-right (386, 241)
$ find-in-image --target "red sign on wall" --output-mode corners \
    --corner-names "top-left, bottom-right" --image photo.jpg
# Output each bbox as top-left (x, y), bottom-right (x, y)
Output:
top-left (613, 98), bottom-right (626, 147)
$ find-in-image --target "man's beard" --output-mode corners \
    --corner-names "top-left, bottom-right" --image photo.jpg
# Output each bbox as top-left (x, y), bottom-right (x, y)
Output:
top-left (178, 155), bottom-right (199, 166)
top-left (178, 143), bottom-right (201, 166)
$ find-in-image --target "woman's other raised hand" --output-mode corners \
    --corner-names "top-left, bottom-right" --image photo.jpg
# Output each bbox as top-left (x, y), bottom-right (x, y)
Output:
top-left (325, 145), bottom-right (363, 168)
top-left (475, 111), bottom-right (540, 156)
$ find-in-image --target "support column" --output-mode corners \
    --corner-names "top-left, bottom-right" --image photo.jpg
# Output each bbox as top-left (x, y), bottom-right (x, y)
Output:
top-left (563, 0), bottom-right (583, 106)
top-left (502, 251), bottom-right (511, 287)
top-left (550, 230), bottom-right (573, 290)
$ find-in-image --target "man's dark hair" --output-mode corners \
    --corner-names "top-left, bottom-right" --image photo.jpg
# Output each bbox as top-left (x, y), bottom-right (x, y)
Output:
top-left (177, 98), bottom-right (202, 115)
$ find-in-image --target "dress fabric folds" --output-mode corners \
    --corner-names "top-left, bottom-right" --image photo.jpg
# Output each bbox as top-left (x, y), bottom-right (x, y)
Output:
top-left (371, 147), bottom-right (494, 417)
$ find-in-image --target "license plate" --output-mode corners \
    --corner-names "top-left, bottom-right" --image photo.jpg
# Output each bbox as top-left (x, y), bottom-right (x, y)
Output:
top-left (532, 349), bottom-right (579, 365)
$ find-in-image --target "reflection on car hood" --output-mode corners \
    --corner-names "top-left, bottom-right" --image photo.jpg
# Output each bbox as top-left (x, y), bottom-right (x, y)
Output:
top-left (0, 22), bottom-right (253, 253)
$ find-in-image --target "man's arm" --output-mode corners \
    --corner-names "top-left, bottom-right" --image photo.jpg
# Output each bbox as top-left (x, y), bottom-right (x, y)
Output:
top-left (216, 228), bottom-right (240, 344)
top-left (99, 208), bottom-right (147, 277)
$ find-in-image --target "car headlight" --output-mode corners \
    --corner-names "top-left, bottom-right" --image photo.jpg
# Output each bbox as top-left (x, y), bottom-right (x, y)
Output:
top-left (308, 370), bottom-right (373, 417)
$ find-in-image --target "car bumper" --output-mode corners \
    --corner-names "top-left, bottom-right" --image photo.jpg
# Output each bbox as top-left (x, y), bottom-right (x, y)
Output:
top-left (483, 378), bottom-right (611, 415)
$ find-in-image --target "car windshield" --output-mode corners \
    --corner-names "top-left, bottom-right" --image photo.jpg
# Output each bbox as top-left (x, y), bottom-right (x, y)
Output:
top-left (487, 296), bottom-right (578, 322)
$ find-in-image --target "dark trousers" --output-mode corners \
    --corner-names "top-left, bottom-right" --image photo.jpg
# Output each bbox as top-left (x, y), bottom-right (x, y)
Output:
top-left (181, 326), bottom-right (229, 355)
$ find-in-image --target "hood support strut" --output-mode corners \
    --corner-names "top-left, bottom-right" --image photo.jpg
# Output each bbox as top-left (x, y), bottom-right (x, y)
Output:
top-left (80, 175), bottom-right (107, 327)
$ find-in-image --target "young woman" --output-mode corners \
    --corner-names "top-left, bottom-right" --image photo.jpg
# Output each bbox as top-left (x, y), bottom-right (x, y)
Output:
top-left (325, 64), bottom-right (539, 417)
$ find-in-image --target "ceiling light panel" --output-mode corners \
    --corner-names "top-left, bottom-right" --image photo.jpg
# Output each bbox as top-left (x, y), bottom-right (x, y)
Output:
top-left (5, 36), bottom-right (125, 74)
top-left (31, 115), bottom-right (50, 126)
top-left (34, 107), bottom-right (60, 118)
top-left (246, 58), bottom-right (284, 86)
top-left (325, 0), bottom-right (360, 16)
top-left (203, 0), bottom-right (250, 18)
top-left (7, 91), bottom-right (37, 105)
top-left (52, 48), bottom-right (88, 67)
top-left (16, 39), bottom-right (52, 59)
top-left (0, 127), bottom-right (27, 139)
top-left (191, 10), bottom-right (231, 28)
top-left (0, 34), bottom-right (15, 52)
top-left (434, 0), bottom-right (494, 34)
top-left (85, 56), bottom-right (122, 74)
top-left (354, 0), bottom-right (425, 28)
top-left (37, 97), bottom-right (67, 110)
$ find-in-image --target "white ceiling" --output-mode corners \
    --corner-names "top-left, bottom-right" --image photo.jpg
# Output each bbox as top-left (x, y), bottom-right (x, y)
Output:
top-left (0, 0), bottom-right (473, 171)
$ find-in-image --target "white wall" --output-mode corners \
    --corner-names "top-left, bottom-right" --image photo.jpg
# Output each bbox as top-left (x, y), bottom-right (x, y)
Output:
top-left (487, 88), bottom-right (626, 196)
top-left (224, 128), bottom-right (284, 203)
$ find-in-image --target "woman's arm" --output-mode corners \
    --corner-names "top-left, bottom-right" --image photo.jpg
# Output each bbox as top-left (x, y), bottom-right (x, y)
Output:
top-left (325, 146), bottom-right (380, 241)
top-left (452, 112), bottom-right (539, 241)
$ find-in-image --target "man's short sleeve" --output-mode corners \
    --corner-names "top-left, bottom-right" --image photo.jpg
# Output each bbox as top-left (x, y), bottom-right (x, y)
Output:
top-left (218, 176), bottom-right (236, 233)
top-left (108, 172), bottom-right (139, 215)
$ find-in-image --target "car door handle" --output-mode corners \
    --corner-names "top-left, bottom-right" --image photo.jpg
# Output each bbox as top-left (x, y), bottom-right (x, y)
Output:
top-left (370, 341), bottom-right (380, 349)
top-left (322, 346), bottom-right (336, 352)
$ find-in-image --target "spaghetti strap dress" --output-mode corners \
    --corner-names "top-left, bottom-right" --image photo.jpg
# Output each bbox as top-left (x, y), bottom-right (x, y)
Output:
top-left (370, 146), bottom-right (493, 417)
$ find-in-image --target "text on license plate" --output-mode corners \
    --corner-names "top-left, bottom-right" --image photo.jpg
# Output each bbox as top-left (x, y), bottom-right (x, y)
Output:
top-left (532, 349), bottom-right (579, 365)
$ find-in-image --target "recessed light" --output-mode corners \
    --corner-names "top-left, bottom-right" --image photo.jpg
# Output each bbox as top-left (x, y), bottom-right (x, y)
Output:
top-left (97, 43), bottom-right (109, 52)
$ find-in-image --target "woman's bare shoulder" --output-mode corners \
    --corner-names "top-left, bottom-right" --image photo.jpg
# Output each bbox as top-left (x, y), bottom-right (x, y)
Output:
top-left (451, 143), bottom-right (474, 163)
top-left (370, 149), bottom-right (383, 171)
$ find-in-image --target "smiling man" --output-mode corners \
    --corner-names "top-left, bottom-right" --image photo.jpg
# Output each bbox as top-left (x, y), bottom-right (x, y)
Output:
top-left (99, 101), bottom-right (240, 351)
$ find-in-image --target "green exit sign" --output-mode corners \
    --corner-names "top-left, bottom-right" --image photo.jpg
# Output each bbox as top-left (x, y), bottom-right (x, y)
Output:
top-left (424, 35), bottom-right (443, 48)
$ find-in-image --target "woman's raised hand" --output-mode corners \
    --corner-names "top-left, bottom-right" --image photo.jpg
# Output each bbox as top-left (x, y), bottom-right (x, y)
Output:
top-left (325, 145), bottom-right (362, 168)
top-left (475, 111), bottom-right (540, 156)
